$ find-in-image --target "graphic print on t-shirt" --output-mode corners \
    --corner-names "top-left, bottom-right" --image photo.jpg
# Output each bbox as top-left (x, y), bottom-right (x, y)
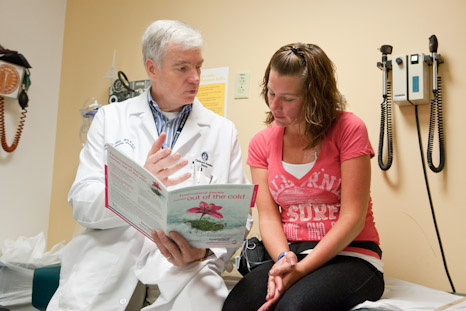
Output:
top-left (270, 168), bottom-right (341, 242)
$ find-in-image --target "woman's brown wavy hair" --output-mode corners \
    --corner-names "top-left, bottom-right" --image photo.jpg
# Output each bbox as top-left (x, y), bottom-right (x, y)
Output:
top-left (261, 43), bottom-right (345, 149)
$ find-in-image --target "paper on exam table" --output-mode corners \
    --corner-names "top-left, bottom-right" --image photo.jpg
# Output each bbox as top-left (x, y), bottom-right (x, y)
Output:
top-left (353, 277), bottom-right (466, 310)
top-left (0, 232), bottom-right (64, 306)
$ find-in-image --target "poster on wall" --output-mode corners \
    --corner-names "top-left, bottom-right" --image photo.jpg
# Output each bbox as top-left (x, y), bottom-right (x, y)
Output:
top-left (197, 67), bottom-right (228, 117)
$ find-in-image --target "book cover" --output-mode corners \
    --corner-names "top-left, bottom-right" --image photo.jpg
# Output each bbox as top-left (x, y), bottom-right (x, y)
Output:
top-left (105, 144), bottom-right (258, 248)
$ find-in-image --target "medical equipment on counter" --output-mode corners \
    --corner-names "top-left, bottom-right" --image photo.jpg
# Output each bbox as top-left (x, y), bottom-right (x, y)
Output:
top-left (81, 69), bottom-right (149, 146)
top-left (108, 70), bottom-right (150, 104)
top-left (376, 35), bottom-right (455, 293)
top-left (0, 44), bottom-right (31, 152)
top-left (80, 97), bottom-right (101, 146)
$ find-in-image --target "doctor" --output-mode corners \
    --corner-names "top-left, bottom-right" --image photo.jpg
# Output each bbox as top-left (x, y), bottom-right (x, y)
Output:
top-left (48, 20), bottom-right (252, 311)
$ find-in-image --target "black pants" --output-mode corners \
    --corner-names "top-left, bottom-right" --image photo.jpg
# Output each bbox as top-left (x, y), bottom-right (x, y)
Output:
top-left (223, 255), bottom-right (384, 311)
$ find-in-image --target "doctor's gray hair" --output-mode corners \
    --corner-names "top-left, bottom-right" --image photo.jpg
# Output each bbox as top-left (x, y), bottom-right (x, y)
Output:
top-left (142, 20), bottom-right (203, 67)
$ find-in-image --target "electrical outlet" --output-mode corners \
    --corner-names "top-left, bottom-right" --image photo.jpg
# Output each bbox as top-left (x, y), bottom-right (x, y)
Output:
top-left (234, 72), bottom-right (250, 99)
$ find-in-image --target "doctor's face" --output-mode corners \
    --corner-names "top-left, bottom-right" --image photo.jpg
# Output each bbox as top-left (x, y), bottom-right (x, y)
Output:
top-left (146, 43), bottom-right (204, 112)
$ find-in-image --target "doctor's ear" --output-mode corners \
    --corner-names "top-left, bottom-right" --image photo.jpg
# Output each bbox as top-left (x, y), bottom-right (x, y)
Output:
top-left (145, 58), bottom-right (159, 78)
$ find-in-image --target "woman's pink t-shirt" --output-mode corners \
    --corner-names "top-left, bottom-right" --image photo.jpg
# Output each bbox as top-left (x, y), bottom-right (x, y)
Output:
top-left (248, 112), bottom-right (380, 258)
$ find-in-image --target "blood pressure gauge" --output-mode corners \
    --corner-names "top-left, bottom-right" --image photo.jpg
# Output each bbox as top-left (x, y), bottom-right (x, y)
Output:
top-left (112, 79), bottom-right (124, 93)
top-left (0, 60), bottom-right (25, 98)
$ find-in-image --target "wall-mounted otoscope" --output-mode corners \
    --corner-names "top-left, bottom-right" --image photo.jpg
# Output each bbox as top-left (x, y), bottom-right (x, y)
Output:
top-left (429, 35), bottom-right (439, 91)
top-left (377, 45), bottom-right (394, 171)
top-left (375, 36), bottom-right (454, 293)
top-left (425, 34), bottom-right (445, 172)
top-left (376, 35), bottom-right (445, 173)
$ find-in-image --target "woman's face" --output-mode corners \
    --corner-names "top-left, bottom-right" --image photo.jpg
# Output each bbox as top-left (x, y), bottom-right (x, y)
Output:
top-left (267, 69), bottom-right (304, 128)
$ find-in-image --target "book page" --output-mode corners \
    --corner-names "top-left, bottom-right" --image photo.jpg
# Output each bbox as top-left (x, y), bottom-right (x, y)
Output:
top-left (106, 144), bottom-right (168, 240)
top-left (167, 184), bottom-right (254, 248)
top-left (106, 144), bottom-right (258, 247)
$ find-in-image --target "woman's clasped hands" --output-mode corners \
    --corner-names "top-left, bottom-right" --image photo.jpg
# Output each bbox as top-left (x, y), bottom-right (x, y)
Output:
top-left (258, 251), bottom-right (304, 311)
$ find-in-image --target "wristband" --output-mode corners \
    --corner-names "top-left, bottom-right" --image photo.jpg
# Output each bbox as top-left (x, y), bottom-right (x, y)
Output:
top-left (277, 252), bottom-right (287, 262)
top-left (199, 248), bottom-right (211, 261)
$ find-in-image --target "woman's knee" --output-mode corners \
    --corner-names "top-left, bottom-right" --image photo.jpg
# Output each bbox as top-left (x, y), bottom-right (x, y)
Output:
top-left (222, 265), bottom-right (271, 311)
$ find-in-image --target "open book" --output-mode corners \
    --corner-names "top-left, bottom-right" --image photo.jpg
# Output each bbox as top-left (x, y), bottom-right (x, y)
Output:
top-left (105, 144), bottom-right (258, 248)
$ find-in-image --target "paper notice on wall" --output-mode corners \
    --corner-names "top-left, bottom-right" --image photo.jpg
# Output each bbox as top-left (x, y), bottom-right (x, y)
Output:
top-left (198, 67), bottom-right (228, 117)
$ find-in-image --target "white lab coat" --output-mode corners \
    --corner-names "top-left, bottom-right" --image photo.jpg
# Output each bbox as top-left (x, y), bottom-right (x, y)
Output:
top-left (48, 90), bottom-right (252, 311)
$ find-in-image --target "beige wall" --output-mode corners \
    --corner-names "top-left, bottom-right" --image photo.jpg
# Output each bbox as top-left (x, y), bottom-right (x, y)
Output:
top-left (48, 0), bottom-right (466, 292)
top-left (0, 0), bottom-right (66, 243)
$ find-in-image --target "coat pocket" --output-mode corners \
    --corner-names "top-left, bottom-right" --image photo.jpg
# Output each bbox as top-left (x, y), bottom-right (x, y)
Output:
top-left (59, 249), bottom-right (118, 310)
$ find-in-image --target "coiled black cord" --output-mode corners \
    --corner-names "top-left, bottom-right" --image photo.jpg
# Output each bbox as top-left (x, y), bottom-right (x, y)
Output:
top-left (414, 103), bottom-right (455, 293)
top-left (378, 82), bottom-right (393, 170)
top-left (427, 76), bottom-right (445, 173)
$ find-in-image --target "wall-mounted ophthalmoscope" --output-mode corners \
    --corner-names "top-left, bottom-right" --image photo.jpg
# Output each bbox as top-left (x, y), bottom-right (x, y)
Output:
top-left (425, 35), bottom-right (445, 173)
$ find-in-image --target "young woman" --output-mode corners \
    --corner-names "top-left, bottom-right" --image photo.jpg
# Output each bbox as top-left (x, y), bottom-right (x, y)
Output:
top-left (223, 43), bottom-right (384, 311)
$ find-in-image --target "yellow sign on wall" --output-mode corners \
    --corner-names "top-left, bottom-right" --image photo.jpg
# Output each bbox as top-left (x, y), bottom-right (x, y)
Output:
top-left (198, 67), bottom-right (228, 117)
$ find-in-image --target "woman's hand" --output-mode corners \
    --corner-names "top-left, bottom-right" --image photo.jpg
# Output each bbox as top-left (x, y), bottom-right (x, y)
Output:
top-left (258, 252), bottom-right (302, 311)
top-left (144, 133), bottom-right (191, 186)
top-left (269, 251), bottom-right (297, 276)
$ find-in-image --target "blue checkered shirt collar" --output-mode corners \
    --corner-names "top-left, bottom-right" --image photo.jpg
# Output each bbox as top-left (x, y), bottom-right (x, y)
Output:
top-left (147, 90), bottom-right (192, 149)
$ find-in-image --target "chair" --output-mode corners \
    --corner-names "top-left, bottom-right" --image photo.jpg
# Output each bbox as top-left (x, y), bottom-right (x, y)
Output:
top-left (31, 264), bottom-right (61, 311)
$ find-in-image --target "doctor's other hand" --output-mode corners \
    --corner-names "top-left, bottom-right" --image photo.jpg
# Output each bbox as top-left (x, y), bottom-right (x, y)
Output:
top-left (152, 230), bottom-right (207, 266)
top-left (144, 133), bottom-right (191, 187)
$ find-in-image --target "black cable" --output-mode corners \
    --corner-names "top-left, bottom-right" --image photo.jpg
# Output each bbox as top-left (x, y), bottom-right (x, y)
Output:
top-left (414, 104), bottom-right (455, 293)
top-left (378, 82), bottom-right (393, 170)
top-left (427, 76), bottom-right (445, 172)
top-left (118, 71), bottom-right (134, 92)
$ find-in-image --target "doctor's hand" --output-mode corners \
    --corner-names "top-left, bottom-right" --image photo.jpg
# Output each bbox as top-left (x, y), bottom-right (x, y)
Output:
top-left (151, 230), bottom-right (207, 266)
top-left (144, 133), bottom-right (191, 187)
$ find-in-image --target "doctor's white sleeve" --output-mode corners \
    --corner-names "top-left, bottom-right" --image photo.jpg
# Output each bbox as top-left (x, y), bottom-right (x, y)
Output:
top-left (68, 108), bottom-right (127, 230)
